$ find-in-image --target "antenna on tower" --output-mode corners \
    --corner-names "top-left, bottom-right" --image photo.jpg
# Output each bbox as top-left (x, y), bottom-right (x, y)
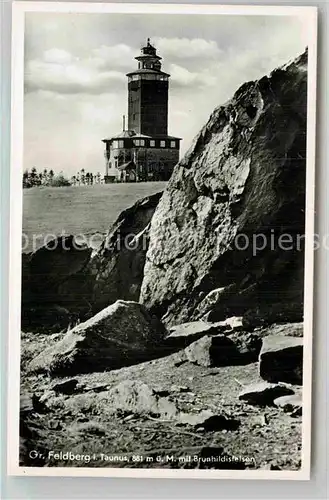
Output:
top-left (122, 115), bottom-right (125, 131)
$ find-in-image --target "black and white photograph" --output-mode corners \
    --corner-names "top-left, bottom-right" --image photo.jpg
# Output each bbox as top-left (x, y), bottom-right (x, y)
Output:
top-left (7, 2), bottom-right (317, 479)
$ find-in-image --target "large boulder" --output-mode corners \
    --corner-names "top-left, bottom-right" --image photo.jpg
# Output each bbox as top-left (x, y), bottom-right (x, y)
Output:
top-left (259, 335), bottom-right (303, 385)
top-left (184, 333), bottom-right (261, 367)
top-left (258, 322), bottom-right (303, 338)
top-left (140, 51), bottom-right (307, 326)
top-left (274, 394), bottom-right (302, 414)
top-left (28, 300), bottom-right (166, 376)
top-left (104, 380), bottom-right (178, 419)
top-left (22, 192), bottom-right (162, 331)
top-left (165, 320), bottom-right (226, 350)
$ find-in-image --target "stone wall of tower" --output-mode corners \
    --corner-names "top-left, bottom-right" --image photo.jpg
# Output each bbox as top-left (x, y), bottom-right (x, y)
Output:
top-left (140, 80), bottom-right (168, 136)
top-left (128, 79), bottom-right (169, 135)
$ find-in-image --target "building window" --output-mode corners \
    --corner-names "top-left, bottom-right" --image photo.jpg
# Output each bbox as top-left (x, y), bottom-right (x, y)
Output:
top-left (134, 139), bottom-right (145, 147)
top-left (150, 140), bottom-right (155, 147)
top-left (170, 141), bottom-right (176, 148)
top-left (160, 140), bottom-right (166, 148)
top-left (118, 140), bottom-right (124, 148)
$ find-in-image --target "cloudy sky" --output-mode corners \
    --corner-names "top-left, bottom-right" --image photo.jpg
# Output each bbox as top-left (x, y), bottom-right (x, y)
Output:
top-left (24, 12), bottom-right (309, 176)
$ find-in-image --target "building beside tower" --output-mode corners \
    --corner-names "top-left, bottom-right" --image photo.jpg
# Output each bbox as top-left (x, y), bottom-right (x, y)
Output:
top-left (102, 39), bottom-right (181, 183)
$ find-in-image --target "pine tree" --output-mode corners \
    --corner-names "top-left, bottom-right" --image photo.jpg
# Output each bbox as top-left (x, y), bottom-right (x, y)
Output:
top-left (49, 169), bottom-right (55, 185)
top-left (29, 167), bottom-right (38, 186)
top-left (43, 169), bottom-right (48, 185)
top-left (22, 169), bottom-right (29, 188)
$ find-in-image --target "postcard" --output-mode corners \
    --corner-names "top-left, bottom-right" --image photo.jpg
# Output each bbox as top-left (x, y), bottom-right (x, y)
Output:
top-left (7, 2), bottom-right (317, 479)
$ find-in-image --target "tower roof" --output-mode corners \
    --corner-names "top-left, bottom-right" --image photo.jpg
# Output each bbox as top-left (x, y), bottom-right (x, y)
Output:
top-left (141, 38), bottom-right (157, 56)
top-left (135, 38), bottom-right (161, 62)
top-left (126, 68), bottom-right (170, 77)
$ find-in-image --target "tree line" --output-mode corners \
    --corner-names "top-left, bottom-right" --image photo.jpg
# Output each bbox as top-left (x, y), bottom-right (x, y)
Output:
top-left (22, 168), bottom-right (103, 188)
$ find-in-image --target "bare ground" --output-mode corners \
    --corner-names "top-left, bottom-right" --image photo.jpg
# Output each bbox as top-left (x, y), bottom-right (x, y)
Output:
top-left (20, 331), bottom-right (302, 471)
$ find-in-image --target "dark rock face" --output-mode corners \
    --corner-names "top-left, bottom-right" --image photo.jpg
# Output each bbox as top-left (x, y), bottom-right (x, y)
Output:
top-left (140, 51), bottom-right (307, 327)
top-left (28, 300), bottom-right (166, 376)
top-left (21, 193), bottom-right (162, 331)
top-left (21, 236), bottom-right (93, 331)
top-left (259, 335), bottom-right (303, 385)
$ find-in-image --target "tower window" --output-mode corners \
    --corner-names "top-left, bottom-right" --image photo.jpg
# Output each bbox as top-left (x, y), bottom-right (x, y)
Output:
top-left (170, 141), bottom-right (176, 148)
top-left (160, 140), bottom-right (166, 148)
top-left (150, 140), bottom-right (155, 147)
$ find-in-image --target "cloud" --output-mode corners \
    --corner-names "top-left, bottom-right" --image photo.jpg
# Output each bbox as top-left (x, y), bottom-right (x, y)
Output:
top-left (23, 14), bottom-right (310, 175)
top-left (43, 48), bottom-right (73, 64)
top-left (90, 44), bottom-right (135, 70)
top-left (25, 50), bottom-right (126, 95)
top-left (169, 63), bottom-right (217, 89)
top-left (155, 37), bottom-right (222, 60)
top-left (24, 38), bottom-right (222, 95)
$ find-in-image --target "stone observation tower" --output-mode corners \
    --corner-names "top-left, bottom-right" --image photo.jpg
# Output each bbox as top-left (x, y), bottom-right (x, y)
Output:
top-left (102, 39), bottom-right (181, 182)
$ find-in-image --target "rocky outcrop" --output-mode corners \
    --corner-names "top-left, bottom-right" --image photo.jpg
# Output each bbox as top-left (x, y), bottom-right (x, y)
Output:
top-left (140, 51), bottom-right (307, 327)
top-left (88, 191), bottom-right (162, 313)
top-left (22, 192), bottom-right (162, 331)
top-left (259, 335), bottom-right (303, 384)
top-left (28, 300), bottom-right (166, 376)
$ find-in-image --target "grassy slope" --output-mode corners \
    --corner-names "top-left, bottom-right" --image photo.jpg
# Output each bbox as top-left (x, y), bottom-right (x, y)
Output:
top-left (22, 183), bottom-right (167, 253)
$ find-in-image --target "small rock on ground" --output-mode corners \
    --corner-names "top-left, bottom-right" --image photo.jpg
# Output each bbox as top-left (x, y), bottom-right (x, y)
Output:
top-left (238, 381), bottom-right (295, 406)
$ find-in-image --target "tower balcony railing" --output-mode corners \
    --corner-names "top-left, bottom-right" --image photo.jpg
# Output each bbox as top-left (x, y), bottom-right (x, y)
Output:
top-left (128, 74), bottom-right (168, 83)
